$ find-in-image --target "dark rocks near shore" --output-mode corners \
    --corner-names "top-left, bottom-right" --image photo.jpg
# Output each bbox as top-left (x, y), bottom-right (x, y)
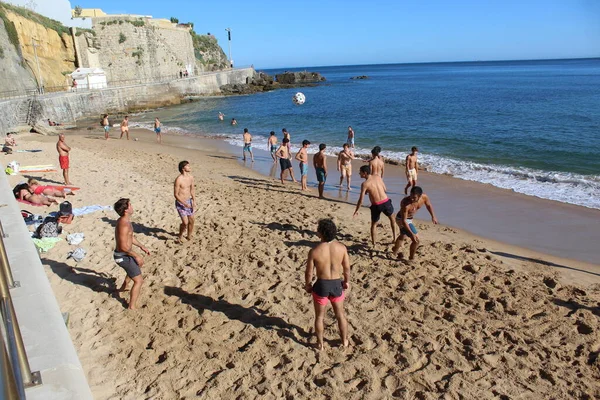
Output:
top-left (275, 71), bottom-right (326, 85)
top-left (350, 75), bottom-right (369, 80)
top-left (219, 71), bottom-right (326, 96)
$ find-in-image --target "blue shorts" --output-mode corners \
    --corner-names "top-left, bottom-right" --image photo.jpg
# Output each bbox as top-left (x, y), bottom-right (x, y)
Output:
top-left (316, 167), bottom-right (326, 183)
top-left (155, 127), bottom-right (161, 134)
top-left (270, 145), bottom-right (276, 154)
top-left (244, 144), bottom-right (252, 152)
top-left (113, 251), bottom-right (141, 278)
top-left (300, 162), bottom-right (308, 176)
top-left (398, 219), bottom-right (418, 237)
top-left (103, 126), bottom-right (110, 132)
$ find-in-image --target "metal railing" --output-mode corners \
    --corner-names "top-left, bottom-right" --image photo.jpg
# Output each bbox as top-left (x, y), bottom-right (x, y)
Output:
top-left (0, 220), bottom-right (42, 399)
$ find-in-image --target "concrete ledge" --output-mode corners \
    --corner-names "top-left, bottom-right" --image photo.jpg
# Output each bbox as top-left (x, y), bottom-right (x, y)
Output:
top-left (0, 168), bottom-right (93, 399)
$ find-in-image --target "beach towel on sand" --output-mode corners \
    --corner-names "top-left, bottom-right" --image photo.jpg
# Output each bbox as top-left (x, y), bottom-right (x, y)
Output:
top-left (17, 199), bottom-right (46, 207)
top-left (32, 237), bottom-right (61, 253)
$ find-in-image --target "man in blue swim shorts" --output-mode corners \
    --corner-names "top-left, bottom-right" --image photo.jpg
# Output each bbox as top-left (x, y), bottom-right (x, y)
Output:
top-left (295, 139), bottom-right (311, 191)
top-left (313, 143), bottom-right (328, 199)
top-left (392, 186), bottom-right (438, 261)
top-left (242, 128), bottom-right (254, 162)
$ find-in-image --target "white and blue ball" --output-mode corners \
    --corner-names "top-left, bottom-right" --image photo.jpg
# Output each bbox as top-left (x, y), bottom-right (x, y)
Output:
top-left (292, 92), bottom-right (306, 105)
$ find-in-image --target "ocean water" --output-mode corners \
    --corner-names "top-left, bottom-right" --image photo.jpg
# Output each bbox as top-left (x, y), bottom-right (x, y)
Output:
top-left (134, 58), bottom-right (600, 209)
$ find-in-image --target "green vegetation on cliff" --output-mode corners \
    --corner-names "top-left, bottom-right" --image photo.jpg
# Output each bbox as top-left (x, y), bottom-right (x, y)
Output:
top-left (0, 6), bottom-right (20, 50)
top-left (0, 1), bottom-right (70, 37)
top-left (190, 31), bottom-right (229, 71)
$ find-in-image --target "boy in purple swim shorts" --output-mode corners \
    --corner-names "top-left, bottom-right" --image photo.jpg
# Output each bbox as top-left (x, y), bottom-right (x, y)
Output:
top-left (174, 160), bottom-right (196, 242)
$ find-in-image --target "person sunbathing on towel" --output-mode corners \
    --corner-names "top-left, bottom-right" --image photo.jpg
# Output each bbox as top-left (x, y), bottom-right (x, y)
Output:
top-left (13, 183), bottom-right (58, 206)
top-left (27, 179), bottom-right (75, 198)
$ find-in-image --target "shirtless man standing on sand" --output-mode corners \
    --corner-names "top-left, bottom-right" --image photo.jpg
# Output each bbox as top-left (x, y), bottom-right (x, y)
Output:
top-left (337, 143), bottom-right (354, 190)
top-left (174, 161), bottom-right (196, 242)
top-left (102, 114), bottom-right (110, 140)
top-left (368, 146), bottom-right (385, 178)
top-left (304, 219), bottom-right (350, 350)
top-left (120, 116), bottom-right (130, 140)
top-left (268, 131), bottom-right (278, 163)
top-left (354, 165), bottom-right (396, 246)
top-left (404, 146), bottom-right (419, 195)
top-left (392, 186), bottom-right (438, 261)
top-left (295, 139), bottom-right (311, 191)
top-left (314, 143), bottom-right (328, 199)
top-left (276, 138), bottom-right (297, 184)
top-left (242, 128), bottom-right (254, 162)
top-left (113, 198), bottom-right (150, 310)
top-left (56, 133), bottom-right (72, 185)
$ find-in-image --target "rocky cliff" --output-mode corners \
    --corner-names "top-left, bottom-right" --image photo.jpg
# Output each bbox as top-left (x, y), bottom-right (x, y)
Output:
top-left (192, 33), bottom-right (229, 72)
top-left (0, 2), bottom-right (76, 94)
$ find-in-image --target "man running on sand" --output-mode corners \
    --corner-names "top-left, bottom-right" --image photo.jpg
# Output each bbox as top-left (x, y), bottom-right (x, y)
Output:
top-left (314, 143), bottom-right (328, 199)
top-left (305, 219), bottom-right (350, 350)
top-left (404, 146), bottom-right (419, 195)
top-left (120, 116), bottom-right (130, 140)
top-left (392, 186), bottom-right (438, 261)
top-left (353, 165), bottom-right (396, 246)
top-left (113, 198), bottom-right (150, 310)
top-left (242, 128), bottom-right (254, 162)
top-left (56, 133), bottom-right (72, 185)
top-left (295, 139), bottom-right (311, 191)
top-left (276, 138), bottom-right (297, 184)
top-left (337, 143), bottom-right (354, 190)
top-left (268, 131), bottom-right (278, 163)
top-left (174, 161), bottom-right (196, 242)
top-left (102, 114), bottom-right (110, 140)
top-left (368, 146), bottom-right (385, 178)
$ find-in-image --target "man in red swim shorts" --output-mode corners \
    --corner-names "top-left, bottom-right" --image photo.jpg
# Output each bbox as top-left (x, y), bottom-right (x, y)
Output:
top-left (304, 219), bottom-right (351, 350)
top-left (56, 133), bottom-right (72, 185)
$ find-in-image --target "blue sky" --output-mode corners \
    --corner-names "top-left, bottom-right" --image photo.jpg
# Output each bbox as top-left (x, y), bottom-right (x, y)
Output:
top-left (63, 0), bottom-right (600, 68)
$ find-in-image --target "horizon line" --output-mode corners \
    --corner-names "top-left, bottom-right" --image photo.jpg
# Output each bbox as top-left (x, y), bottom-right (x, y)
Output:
top-left (258, 56), bottom-right (600, 71)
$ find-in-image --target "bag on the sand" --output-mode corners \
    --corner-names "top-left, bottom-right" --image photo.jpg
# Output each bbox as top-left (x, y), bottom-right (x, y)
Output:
top-left (59, 201), bottom-right (73, 216)
top-left (36, 216), bottom-right (62, 238)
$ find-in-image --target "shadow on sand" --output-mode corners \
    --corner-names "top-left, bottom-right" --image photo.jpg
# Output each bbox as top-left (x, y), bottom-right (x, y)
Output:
top-left (491, 251), bottom-right (600, 278)
top-left (164, 286), bottom-right (310, 346)
top-left (101, 217), bottom-right (175, 241)
top-left (44, 258), bottom-right (127, 308)
top-left (227, 175), bottom-right (349, 205)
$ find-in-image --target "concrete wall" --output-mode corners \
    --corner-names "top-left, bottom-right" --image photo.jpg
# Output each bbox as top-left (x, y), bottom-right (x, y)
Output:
top-left (74, 16), bottom-right (197, 83)
top-left (0, 68), bottom-right (255, 133)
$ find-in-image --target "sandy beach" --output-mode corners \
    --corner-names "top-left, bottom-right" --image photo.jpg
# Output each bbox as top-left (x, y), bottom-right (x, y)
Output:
top-left (6, 128), bottom-right (600, 399)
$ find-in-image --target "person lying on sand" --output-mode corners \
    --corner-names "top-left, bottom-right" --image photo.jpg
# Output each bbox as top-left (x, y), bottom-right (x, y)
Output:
top-left (392, 186), bottom-right (438, 261)
top-left (174, 161), bottom-right (196, 243)
top-left (13, 183), bottom-right (58, 206)
top-left (353, 165), bottom-right (396, 246)
top-left (27, 179), bottom-right (75, 198)
top-left (304, 219), bottom-right (350, 350)
top-left (113, 198), bottom-right (150, 310)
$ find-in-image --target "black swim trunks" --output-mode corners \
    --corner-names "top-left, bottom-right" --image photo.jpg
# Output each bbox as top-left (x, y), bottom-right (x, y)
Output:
top-left (113, 251), bottom-right (141, 278)
top-left (370, 198), bottom-right (394, 222)
top-left (280, 158), bottom-right (292, 171)
top-left (312, 278), bottom-right (344, 298)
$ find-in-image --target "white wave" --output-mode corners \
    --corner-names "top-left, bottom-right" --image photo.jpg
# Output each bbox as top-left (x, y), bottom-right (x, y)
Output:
top-left (223, 135), bottom-right (600, 209)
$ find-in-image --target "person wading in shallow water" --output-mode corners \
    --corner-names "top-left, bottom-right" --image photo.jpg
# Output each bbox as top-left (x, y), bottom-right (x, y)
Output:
top-left (305, 219), bottom-right (350, 350)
